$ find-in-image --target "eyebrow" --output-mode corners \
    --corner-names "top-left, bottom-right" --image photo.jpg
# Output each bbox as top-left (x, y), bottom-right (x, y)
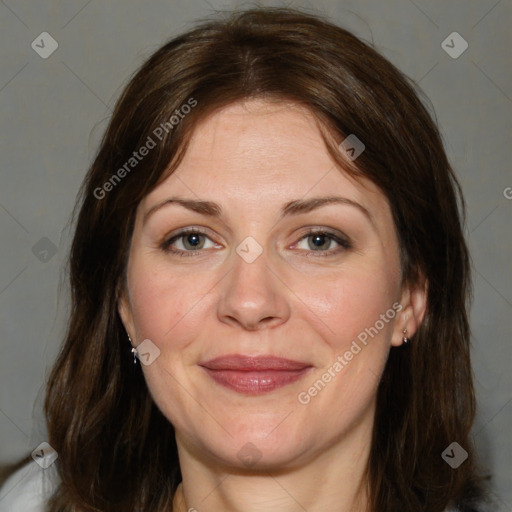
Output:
top-left (143, 195), bottom-right (375, 228)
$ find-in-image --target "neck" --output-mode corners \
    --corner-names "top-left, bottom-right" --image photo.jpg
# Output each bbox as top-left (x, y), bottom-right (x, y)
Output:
top-left (172, 420), bottom-right (372, 512)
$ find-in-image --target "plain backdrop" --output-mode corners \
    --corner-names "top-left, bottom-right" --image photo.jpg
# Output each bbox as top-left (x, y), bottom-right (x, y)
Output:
top-left (0, 0), bottom-right (511, 509)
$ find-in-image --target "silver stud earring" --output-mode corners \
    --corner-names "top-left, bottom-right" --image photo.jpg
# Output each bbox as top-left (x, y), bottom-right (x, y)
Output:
top-left (128, 334), bottom-right (138, 364)
top-left (402, 329), bottom-right (410, 345)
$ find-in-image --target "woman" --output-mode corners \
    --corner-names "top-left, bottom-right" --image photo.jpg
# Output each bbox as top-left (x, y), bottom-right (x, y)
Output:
top-left (0, 6), bottom-right (493, 512)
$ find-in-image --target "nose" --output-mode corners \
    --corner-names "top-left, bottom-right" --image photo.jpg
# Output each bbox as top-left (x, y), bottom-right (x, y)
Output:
top-left (217, 244), bottom-right (291, 331)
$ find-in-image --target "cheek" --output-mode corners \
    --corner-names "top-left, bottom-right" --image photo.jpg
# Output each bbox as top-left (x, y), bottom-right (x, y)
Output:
top-left (309, 259), bottom-right (399, 388)
top-left (296, 264), bottom-right (398, 410)
top-left (301, 263), bottom-right (398, 348)
top-left (126, 259), bottom-right (212, 427)
top-left (126, 256), bottom-right (210, 345)
top-left (293, 263), bottom-right (397, 408)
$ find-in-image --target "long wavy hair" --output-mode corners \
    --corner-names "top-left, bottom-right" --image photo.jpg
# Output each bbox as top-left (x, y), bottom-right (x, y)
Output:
top-left (2, 6), bottom-right (489, 512)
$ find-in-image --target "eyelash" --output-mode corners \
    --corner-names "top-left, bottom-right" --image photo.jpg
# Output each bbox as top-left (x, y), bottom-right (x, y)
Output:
top-left (160, 227), bottom-right (352, 258)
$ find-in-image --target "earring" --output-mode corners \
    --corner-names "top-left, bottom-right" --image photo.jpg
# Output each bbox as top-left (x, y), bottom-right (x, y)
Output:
top-left (402, 329), bottom-right (410, 345)
top-left (128, 333), bottom-right (138, 364)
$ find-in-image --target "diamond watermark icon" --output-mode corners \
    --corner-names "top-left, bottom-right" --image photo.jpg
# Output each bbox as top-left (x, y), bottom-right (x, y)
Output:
top-left (32, 237), bottom-right (58, 263)
top-left (31, 32), bottom-right (59, 59)
top-left (237, 442), bottom-right (262, 467)
top-left (441, 32), bottom-right (468, 59)
top-left (236, 236), bottom-right (263, 263)
top-left (32, 442), bottom-right (58, 469)
top-left (135, 339), bottom-right (161, 366)
top-left (441, 441), bottom-right (468, 469)
top-left (339, 134), bottom-right (365, 161)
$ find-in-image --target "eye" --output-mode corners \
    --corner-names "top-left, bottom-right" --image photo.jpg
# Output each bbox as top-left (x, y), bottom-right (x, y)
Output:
top-left (294, 229), bottom-right (351, 255)
top-left (160, 227), bottom-right (352, 258)
top-left (161, 228), bottom-right (217, 256)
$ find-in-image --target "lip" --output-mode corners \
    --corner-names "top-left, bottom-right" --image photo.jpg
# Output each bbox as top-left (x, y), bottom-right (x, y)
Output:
top-left (199, 355), bottom-right (313, 395)
top-left (200, 354), bottom-right (311, 371)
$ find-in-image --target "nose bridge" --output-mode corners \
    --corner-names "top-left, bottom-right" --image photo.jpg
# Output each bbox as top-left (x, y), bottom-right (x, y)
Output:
top-left (230, 235), bottom-right (274, 305)
top-left (217, 234), bottom-right (289, 329)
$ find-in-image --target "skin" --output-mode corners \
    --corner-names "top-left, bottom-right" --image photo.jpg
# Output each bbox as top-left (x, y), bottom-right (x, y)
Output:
top-left (118, 98), bottom-right (427, 512)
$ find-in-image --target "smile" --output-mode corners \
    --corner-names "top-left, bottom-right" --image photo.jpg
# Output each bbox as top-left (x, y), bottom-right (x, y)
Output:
top-left (199, 355), bottom-right (313, 395)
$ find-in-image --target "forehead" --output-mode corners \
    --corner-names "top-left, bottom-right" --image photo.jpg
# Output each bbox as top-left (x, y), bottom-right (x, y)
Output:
top-left (177, 99), bottom-right (348, 180)
top-left (141, 99), bottom-right (392, 227)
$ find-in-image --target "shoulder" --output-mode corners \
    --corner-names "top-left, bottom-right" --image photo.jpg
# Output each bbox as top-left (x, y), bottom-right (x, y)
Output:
top-left (0, 461), bottom-right (59, 512)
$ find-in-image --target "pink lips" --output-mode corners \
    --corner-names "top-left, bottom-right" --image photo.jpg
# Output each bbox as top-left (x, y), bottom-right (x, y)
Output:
top-left (199, 355), bottom-right (313, 395)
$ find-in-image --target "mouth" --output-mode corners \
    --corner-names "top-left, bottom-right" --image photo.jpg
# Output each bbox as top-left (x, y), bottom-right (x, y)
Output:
top-left (199, 355), bottom-right (313, 395)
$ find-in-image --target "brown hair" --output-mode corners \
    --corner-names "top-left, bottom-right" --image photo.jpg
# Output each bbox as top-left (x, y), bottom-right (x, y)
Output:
top-left (2, 6), bottom-right (489, 511)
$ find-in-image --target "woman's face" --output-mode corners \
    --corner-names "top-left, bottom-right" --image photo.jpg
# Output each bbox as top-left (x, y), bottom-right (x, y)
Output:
top-left (119, 99), bottom-right (421, 470)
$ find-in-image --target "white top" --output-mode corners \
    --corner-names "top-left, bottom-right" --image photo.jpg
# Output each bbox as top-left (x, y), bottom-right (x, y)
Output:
top-left (0, 462), bottom-right (58, 512)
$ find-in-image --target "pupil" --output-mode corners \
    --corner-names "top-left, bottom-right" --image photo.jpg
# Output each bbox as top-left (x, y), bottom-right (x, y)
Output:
top-left (311, 234), bottom-right (327, 249)
top-left (186, 234), bottom-right (201, 248)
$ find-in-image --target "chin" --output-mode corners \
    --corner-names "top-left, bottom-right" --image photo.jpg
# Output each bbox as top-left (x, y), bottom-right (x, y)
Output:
top-left (195, 419), bottom-right (316, 471)
top-left (214, 439), bottom-right (309, 472)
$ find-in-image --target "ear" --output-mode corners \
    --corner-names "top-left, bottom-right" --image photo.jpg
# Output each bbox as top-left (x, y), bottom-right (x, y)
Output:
top-left (117, 287), bottom-right (136, 345)
top-left (391, 275), bottom-right (428, 347)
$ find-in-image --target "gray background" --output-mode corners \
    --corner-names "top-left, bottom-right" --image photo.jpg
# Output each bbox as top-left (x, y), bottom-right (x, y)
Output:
top-left (0, 0), bottom-right (510, 509)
